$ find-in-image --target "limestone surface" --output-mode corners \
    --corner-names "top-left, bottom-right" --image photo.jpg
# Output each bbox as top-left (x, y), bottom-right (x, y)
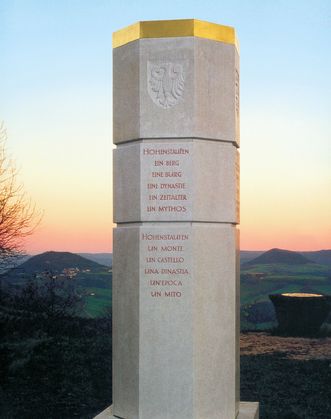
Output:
top-left (114, 140), bottom-right (239, 224)
top-left (113, 37), bottom-right (239, 145)
top-left (113, 223), bottom-right (239, 418)
top-left (111, 18), bottom-right (258, 419)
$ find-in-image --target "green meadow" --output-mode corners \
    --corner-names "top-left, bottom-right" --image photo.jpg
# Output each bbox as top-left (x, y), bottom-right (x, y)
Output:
top-left (83, 286), bottom-right (112, 318)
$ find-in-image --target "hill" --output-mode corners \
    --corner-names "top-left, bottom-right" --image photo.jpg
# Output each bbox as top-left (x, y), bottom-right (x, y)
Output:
top-left (1, 251), bottom-right (112, 318)
top-left (300, 250), bottom-right (331, 267)
top-left (12, 251), bottom-right (106, 274)
top-left (240, 249), bottom-right (331, 266)
top-left (244, 248), bottom-right (312, 267)
top-left (79, 253), bottom-right (112, 267)
top-left (240, 250), bottom-right (264, 265)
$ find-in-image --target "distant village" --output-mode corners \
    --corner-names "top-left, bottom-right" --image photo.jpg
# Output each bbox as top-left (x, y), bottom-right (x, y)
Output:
top-left (35, 267), bottom-right (92, 279)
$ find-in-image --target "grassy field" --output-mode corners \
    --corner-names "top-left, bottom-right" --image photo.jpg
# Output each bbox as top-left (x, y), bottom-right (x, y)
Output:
top-left (83, 286), bottom-right (112, 318)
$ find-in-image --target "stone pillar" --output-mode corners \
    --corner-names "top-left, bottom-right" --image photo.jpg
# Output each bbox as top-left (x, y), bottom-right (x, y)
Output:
top-left (108, 19), bottom-right (258, 419)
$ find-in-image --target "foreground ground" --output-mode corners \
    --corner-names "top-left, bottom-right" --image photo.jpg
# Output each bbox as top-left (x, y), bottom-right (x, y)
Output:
top-left (240, 332), bottom-right (331, 418)
top-left (1, 316), bottom-right (331, 418)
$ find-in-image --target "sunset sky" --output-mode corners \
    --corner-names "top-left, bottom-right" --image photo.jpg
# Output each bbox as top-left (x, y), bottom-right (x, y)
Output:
top-left (1, 1), bottom-right (330, 254)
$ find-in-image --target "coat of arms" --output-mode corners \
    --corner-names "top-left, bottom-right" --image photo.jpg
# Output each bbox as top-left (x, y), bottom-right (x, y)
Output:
top-left (147, 61), bottom-right (185, 109)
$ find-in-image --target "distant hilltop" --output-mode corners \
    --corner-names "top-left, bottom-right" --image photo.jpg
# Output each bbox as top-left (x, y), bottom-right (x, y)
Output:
top-left (243, 248), bottom-right (312, 267)
top-left (79, 253), bottom-right (112, 267)
top-left (13, 251), bottom-right (107, 274)
top-left (241, 249), bottom-right (331, 267)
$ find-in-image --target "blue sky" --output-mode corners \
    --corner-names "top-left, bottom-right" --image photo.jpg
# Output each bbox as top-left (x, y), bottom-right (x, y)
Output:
top-left (1, 1), bottom-right (330, 252)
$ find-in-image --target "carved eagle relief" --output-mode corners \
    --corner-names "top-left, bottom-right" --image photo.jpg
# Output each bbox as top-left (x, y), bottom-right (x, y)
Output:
top-left (147, 61), bottom-right (185, 109)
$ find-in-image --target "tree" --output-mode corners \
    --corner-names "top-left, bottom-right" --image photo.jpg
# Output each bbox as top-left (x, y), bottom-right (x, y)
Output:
top-left (0, 122), bottom-right (40, 271)
top-left (15, 273), bottom-right (84, 319)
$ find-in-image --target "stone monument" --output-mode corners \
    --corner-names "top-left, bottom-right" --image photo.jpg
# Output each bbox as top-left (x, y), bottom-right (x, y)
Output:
top-left (270, 293), bottom-right (331, 336)
top-left (96, 18), bottom-right (259, 419)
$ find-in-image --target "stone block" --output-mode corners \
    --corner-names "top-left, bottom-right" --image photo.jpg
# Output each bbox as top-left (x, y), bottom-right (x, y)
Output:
top-left (94, 402), bottom-right (259, 419)
top-left (113, 40), bottom-right (140, 144)
top-left (112, 226), bottom-right (140, 417)
top-left (113, 37), bottom-right (239, 145)
top-left (113, 140), bottom-right (239, 224)
top-left (194, 37), bottom-right (240, 144)
top-left (237, 402), bottom-right (259, 419)
top-left (112, 223), bottom-right (239, 419)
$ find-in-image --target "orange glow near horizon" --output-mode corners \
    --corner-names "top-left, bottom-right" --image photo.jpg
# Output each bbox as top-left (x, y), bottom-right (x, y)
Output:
top-left (24, 203), bottom-right (330, 255)
top-left (25, 222), bottom-right (114, 255)
top-left (23, 185), bottom-right (114, 254)
top-left (21, 144), bottom-right (330, 255)
top-left (19, 139), bottom-right (330, 255)
top-left (25, 222), bottom-right (330, 255)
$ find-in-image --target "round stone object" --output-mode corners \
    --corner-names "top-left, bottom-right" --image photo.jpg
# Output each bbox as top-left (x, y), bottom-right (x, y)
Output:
top-left (269, 293), bottom-right (331, 336)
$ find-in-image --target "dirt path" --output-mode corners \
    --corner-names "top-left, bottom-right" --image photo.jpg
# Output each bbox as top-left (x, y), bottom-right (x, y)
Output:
top-left (240, 332), bottom-right (331, 360)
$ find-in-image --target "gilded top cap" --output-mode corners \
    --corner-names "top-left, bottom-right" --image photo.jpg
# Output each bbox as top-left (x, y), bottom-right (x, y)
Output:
top-left (113, 19), bottom-right (239, 52)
